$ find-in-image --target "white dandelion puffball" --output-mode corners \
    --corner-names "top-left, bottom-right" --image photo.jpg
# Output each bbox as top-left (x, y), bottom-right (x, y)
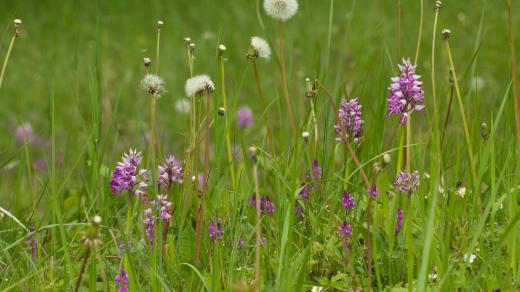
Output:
top-left (185, 75), bottom-right (215, 97)
top-left (175, 98), bottom-right (191, 115)
top-left (264, 0), bottom-right (298, 21)
top-left (141, 74), bottom-right (165, 97)
top-left (251, 36), bottom-right (271, 60)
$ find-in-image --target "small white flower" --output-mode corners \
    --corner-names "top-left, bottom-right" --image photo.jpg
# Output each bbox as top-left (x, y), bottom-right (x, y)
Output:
top-left (14, 19), bottom-right (22, 26)
top-left (250, 36), bottom-right (271, 60)
top-left (185, 75), bottom-right (215, 97)
top-left (301, 131), bottom-right (309, 139)
top-left (141, 74), bottom-right (165, 97)
top-left (92, 215), bottom-right (102, 225)
top-left (263, 0), bottom-right (299, 21)
top-left (456, 186), bottom-right (466, 198)
top-left (175, 98), bottom-right (191, 115)
top-left (311, 286), bottom-right (323, 292)
top-left (464, 253), bottom-right (476, 264)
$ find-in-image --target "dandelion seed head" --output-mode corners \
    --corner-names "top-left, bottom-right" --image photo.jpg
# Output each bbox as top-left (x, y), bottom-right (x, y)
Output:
top-left (175, 98), bottom-right (191, 115)
top-left (140, 74), bottom-right (165, 97)
top-left (250, 36), bottom-right (271, 60)
top-left (185, 75), bottom-right (215, 97)
top-left (263, 0), bottom-right (299, 21)
top-left (143, 57), bottom-right (152, 67)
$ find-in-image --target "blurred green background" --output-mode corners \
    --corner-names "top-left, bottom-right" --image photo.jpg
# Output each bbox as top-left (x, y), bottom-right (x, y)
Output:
top-left (0, 0), bottom-right (518, 197)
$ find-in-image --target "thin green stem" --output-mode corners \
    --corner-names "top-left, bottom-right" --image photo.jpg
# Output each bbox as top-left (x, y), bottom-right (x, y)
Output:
top-left (219, 54), bottom-right (236, 186)
top-left (414, 0), bottom-right (424, 64)
top-left (252, 59), bottom-right (276, 155)
top-left (278, 21), bottom-right (296, 135)
top-left (0, 34), bottom-right (16, 90)
top-left (444, 40), bottom-right (478, 193)
top-left (252, 160), bottom-right (262, 292)
top-left (506, 0), bottom-right (520, 151)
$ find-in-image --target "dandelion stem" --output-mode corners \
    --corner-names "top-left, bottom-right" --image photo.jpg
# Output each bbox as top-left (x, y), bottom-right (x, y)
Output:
top-left (397, 0), bottom-right (401, 59)
top-left (252, 159), bottom-right (262, 291)
top-left (441, 83), bottom-right (454, 146)
top-left (414, 0), bottom-right (424, 64)
top-left (155, 23), bottom-right (161, 75)
top-left (278, 21), bottom-right (296, 135)
top-left (252, 59), bottom-right (276, 155)
top-left (195, 92), bottom-right (211, 265)
top-left (506, 0), bottom-right (520, 151)
top-left (74, 248), bottom-right (91, 292)
top-left (444, 39), bottom-right (478, 195)
top-left (219, 53), bottom-right (236, 186)
top-left (0, 33), bottom-right (17, 90)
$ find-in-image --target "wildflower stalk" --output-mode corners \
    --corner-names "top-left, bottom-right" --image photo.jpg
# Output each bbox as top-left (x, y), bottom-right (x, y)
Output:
top-left (0, 20), bottom-right (21, 90)
top-left (506, 0), bottom-right (520, 151)
top-left (252, 59), bottom-right (276, 155)
top-left (397, 0), bottom-right (401, 59)
top-left (195, 90), bottom-right (212, 265)
top-left (443, 35), bottom-right (478, 192)
top-left (317, 80), bottom-right (373, 290)
top-left (278, 21), bottom-right (297, 135)
top-left (218, 48), bottom-right (236, 186)
top-left (74, 249), bottom-right (91, 292)
top-left (441, 82), bottom-right (454, 146)
top-left (155, 21), bottom-right (162, 75)
top-left (414, 0), bottom-right (424, 64)
top-left (417, 5), bottom-right (443, 289)
top-left (251, 148), bottom-right (262, 291)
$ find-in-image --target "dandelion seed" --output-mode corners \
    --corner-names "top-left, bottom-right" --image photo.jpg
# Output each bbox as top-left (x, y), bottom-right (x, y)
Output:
top-left (394, 170), bottom-right (420, 194)
top-left (383, 153), bottom-right (392, 165)
top-left (158, 155), bottom-right (183, 187)
top-left (395, 208), bottom-right (403, 235)
top-left (301, 131), bottom-right (310, 143)
top-left (342, 191), bottom-right (356, 210)
top-left (140, 74), bottom-right (165, 97)
top-left (237, 106), bottom-right (253, 128)
top-left (115, 268), bottom-right (129, 292)
top-left (249, 36), bottom-right (271, 60)
top-left (263, 0), bottom-right (299, 21)
top-left (143, 57), bottom-right (152, 68)
top-left (185, 75), bottom-right (215, 97)
top-left (218, 44), bottom-right (226, 56)
top-left (335, 98), bottom-right (363, 143)
top-left (387, 59), bottom-right (425, 124)
top-left (218, 107), bottom-right (226, 116)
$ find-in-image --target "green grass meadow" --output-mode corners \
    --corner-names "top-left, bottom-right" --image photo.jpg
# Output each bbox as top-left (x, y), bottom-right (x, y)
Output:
top-left (1, 0), bottom-right (519, 290)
